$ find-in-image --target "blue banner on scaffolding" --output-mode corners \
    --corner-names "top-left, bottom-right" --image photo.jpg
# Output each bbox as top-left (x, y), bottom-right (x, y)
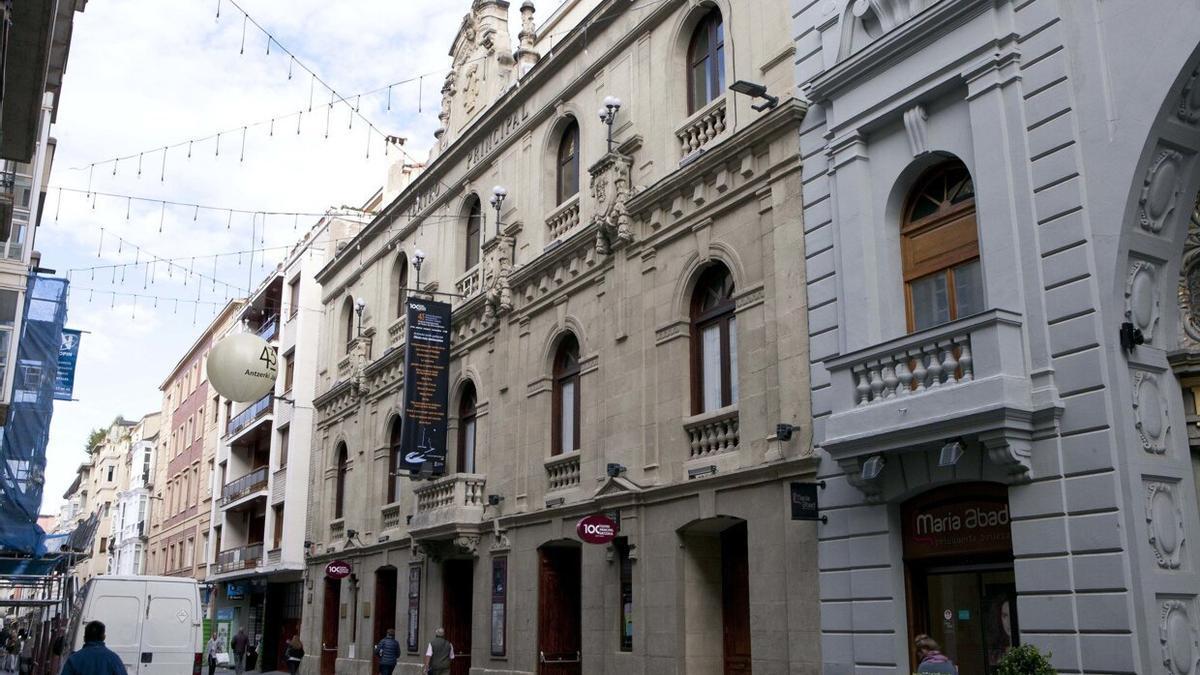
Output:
top-left (54, 329), bottom-right (81, 401)
top-left (0, 275), bottom-right (69, 555)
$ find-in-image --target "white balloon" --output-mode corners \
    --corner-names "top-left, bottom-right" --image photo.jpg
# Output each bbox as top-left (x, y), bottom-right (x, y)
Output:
top-left (207, 333), bottom-right (277, 402)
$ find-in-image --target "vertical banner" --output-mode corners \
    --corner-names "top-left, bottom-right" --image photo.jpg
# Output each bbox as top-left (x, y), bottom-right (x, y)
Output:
top-left (53, 329), bottom-right (82, 401)
top-left (406, 564), bottom-right (422, 653)
top-left (490, 557), bottom-right (507, 656)
top-left (399, 299), bottom-right (452, 475)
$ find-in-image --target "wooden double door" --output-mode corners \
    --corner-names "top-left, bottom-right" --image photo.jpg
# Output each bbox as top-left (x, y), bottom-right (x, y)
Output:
top-left (442, 559), bottom-right (474, 675)
top-left (537, 545), bottom-right (582, 675)
top-left (320, 579), bottom-right (340, 675)
top-left (721, 522), bottom-right (752, 674)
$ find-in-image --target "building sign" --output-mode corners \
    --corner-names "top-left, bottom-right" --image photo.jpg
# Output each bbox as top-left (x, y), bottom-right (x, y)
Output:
top-left (325, 560), bottom-right (352, 579)
top-left (226, 583), bottom-right (245, 600)
top-left (404, 183), bottom-right (442, 219)
top-left (399, 299), bottom-right (452, 475)
top-left (216, 608), bottom-right (235, 621)
top-left (790, 482), bottom-right (821, 521)
top-left (53, 329), bottom-right (82, 400)
top-left (576, 514), bottom-right (618, 545)
top-left (406, 565), bottom-right (422, 653)
top-left (490, 557), bottom-right (507, 656)
top-left (466, 105), bottom-right (531, 169)
top-left (902, 483), bottom-right (1012, 560)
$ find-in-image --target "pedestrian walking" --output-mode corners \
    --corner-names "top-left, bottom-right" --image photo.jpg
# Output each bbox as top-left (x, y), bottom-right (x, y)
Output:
top-left (374, 628), bottom-right (401, 675)
top-left (205, 634), bottom-right (220, 675)
top-left (17, 634), bottom-right (32, 675)
top-left (5, 630), bottom-right (19, 672)
top-left (422, 628), bottom-right (454, 675)
top-left (59, 621), bottom-right (128, 675)
top-left (231, 628), bottom-right (248, 675)
top-left (49, 628), bottom-right (65, 675)
top-left (284, 635), bottom-right (304, 675)
top-left (914, 634), bottom-right (958, 674)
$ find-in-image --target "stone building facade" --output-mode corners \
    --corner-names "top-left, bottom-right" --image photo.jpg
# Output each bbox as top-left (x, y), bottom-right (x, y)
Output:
top-left (793, 0), bottom-right (1200, 673)
top-left (303, 1), bottom-right (816, 674)
top-left (71, 417), bottom-right (136, 583)
top-left (147, 300), bottom-right (244, 583)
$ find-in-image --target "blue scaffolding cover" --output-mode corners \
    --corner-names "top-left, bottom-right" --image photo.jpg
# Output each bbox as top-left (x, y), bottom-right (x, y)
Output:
top-left (0, 275), bottom-right (69, 555)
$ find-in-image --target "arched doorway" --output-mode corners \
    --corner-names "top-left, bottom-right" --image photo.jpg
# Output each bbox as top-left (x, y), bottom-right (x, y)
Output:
top-left (537, 540), bottom-right (582, 675)
top-left (902, 483), bottom-right (1015, 675)
top-left (678, 516), bottom-right (751, 675)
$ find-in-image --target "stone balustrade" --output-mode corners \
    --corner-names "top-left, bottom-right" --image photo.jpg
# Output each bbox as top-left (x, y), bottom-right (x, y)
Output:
top-left (414, 473), bottom-right (486, 513)
top-left (545, 195), bottom-right (581, 240)
top-left (683, 406), bottom-right (740, 459)
top-left (545, 452), bottom-right (581, 492)
top-left (850, 334), bottom-right (973, 406)
top-left (676, 96), bottom-right (728, 159)
top-left (387, 315), bottom-right (407, 348)
top-left (336, 354), bottom-right (352, 381)
top-left (455, 267), bottom-right (482, 299)
top-left (381, 503), bottom-right (402, 529)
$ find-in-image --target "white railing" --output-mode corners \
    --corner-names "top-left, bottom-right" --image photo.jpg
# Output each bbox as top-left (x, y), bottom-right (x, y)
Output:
top-left (381, 503), bottom-right (402, 528)
top-left (336, 354), bottom-right (352, 380)
top-left (455, 267), bottom-right (482, 299)
top-left (849, 334), bottom-right (973, 406)
top-left (414, 474), bottom-right (487, 513)
top-left (676, 96), bottom-right (728, 159)
top-left (387, 315), bottom-right (407, 348)
top-left (545, 453), bottom-right (581, 492)
top-left (683, 406), bottom-right (740, 459)
top-left (545, 195), bottom-right (581, 240)
top-left (329, 519), bottom-right (344, 538)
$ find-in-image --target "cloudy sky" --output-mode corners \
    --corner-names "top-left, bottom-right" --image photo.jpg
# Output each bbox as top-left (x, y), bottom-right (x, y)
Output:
top-left (39, 0), bottom-right (562, 514)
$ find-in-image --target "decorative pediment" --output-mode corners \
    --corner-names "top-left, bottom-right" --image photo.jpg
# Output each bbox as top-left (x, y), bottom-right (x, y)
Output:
top-left (593, 475), bottom-right (643, 499)
top-left (588, 151), bottom-right (636, 254)
top-left (836, 0), bottom-right (942, 61)
top-left (436, 1), bottom-right (517, 150)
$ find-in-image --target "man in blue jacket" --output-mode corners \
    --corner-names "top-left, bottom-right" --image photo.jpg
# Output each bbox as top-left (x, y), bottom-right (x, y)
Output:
top-left (61, 621), bottom-right (128, 675)
top-left (374, 628), bottom-right (401, 675)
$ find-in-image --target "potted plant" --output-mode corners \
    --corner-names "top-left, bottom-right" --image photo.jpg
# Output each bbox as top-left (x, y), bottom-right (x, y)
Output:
top-left (994, 644), bottom-right (1057, 675)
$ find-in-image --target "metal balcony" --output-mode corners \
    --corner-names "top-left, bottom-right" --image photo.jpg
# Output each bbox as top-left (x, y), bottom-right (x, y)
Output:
top-left (226, 393), bottom-right (273, 437)
top-left (255, 315), bottom-right (278, 342)
top-left (212, 543), bottom-right (263, 575)
top-left (219, 466), bottom-right (269, 507)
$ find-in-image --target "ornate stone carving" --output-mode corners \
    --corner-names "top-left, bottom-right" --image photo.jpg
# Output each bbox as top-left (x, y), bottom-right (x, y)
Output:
top-left (482, 235), bottom-right (514, 321)
top-left (1179, 197), bottom-right (1200, 345)
top-left (837, 0), bottom-right (939, 60)
top-left (1139, 149), bottom-right (1184, 234)
top-left (1147, 481), bottom-right (1186, 570)
top-left (837, 456), bottom-right (884, 503)
top-left (435, 2), bottom-right (516, 149)
top-left (588, 151), bottom-right (636, 254)
top-left (978, 430), bottom-right (1032, 481)
top-left (1125, 260), bottom-right (1160, 344)
top-left (1133, 370), bottom-right (1171, 454)
top-left (515, 1), bottom-right (540, 74)
top-left (1180, 66), bottom-right (1200, 126)
top-left (1160, 599), bottom-right (1200, 675)
top-left (902, 105), bottom-right (928, 157)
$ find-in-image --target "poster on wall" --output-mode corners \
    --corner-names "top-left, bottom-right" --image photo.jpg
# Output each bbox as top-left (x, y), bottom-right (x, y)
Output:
top-left (490, 557), bottom-right (507, 656)
top-left (399, 299), bottom-right (452, 476)
top-left (407, 565), bottom-right (422, 653)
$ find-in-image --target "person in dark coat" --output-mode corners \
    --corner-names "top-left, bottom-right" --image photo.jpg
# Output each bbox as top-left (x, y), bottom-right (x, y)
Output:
top-left (231, 629), bottom-right (248, 675)
top-left (59, 621), bottom-right (127, 675)
top-left (374, 628), bottom-right (401, 675)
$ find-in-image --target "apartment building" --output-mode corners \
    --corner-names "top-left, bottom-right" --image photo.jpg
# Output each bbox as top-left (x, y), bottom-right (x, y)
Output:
top-left (110, 412), bottom-right (160, 576)
top-left (69, 417), bottom-right (135, 583)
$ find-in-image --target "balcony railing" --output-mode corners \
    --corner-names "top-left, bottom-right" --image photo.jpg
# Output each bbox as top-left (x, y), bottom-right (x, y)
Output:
top-left (545, 195), bottom-right (581, 240)
top-left (387, 315), bottom-right (407, 348)
top-left (226, 393), bottom-right (272, 436)
top-left (455, 267), bottom-right (482, 299)
top-left (683, 406), bottom-right (740, 459)
top-left (255, 315), bottom-right (278, 342)
top-left (545, 453), bottom-right (581, 492)
top-left (220, 466), bottom-right (269, 506)
top-left (381, 503), bottom-right (402, 529)
top-left (408, 474), bottom-right (487, 537)
top-left (213, 543), bottom-right (263, 575)
top-left (676, 96), bottom-right (728, 159)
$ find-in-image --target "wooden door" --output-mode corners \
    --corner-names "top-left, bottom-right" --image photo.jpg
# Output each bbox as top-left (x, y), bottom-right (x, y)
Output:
top-left (537, 546), bottom-right (582, 675)
top-left (321, 579), bottom-right (341, 675)
top-left (374, 568), bottom-right (398, 673)
top-left (442, 560), bottom-right (473, 675)
top-left (721, 523), bottom-right (752, 674)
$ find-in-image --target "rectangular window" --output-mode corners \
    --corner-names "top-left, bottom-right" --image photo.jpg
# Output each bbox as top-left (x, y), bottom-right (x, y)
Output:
top-left (185, 537), bottom-right (194, 567)
top-left (278, 427), bottom-right (290, 468)
top-left (407, 565), bottom-right (422, 653)
top-left (107, 466), bottom-right (115, 482)
top-left (462, 418), bottom-right (476, 474)
top-left (910, 273), bottom-right (951, 332)
top-left (212, 395), bottom-right (220, 423)
top-left (701, 324), bottom-right (722, 411)
top-left (560, 380), bottom-right (576, 453)
top-left (953, 259), bottom-right (985, 318)
top-left (283, 351), bottom-right (295, 392)
top-left (273, 505), bottom-right (285, 549)
top-left (618, 539), bottom-right (633, 651)
top-left (202, 532), bottom-right (210, 565)
top-left (728, 315), bottom-right (739, 404)
top-left (99, 537), bottom-right (107, 553)
top-left (288, 278), bottom-right (301, 320)
top-left (491, 557), bottom-right (507, 656)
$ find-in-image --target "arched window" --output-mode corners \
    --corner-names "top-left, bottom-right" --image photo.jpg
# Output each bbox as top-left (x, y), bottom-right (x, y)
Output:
top-left (393, 254), bottom-right (409, 319)
top-left (334, 443), bottom-right (348, 519)
top-left (386, 417), bottom-right (402, 504)
top-left (690, 264), bottom-right (738, 414)
top-left (458, 382), bottom-right (477, 474)
top-left (552, 334), bottom-right (581, 456)
top-left (556, 120), bottom-right (580, 205)
top-left (687, 10), bottom-right (726, 115)
top-left (901, 162), bottom-right (982, 332)
top-left (464, 196), bottom-right (482, 271)
top-left (341, 297), bottom-right (355, 351)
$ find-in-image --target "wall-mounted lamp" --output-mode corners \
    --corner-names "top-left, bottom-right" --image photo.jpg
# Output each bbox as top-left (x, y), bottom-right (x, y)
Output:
top-left (411, 249), bottom-right (426, 292)
top-left (606, 463), bottom-right (626, 478)
top-left (598, 95), bottom-right (622, 153)
top-left (487, 494), bottom-right (504, 506)
top-left (354, 297), bottom-right (367, 337)
top-left (938, 439), bottom-right (965, 468)
top-left (860, 455), bottom-right (885, 482)
top-left (1119, 321), bottom-right (1144, 353)
top-left (490, 185), bottom-right (508, 237)
top-left (730, 80), bottom-right (779, 112)
top-left (776, 423), bottom-right (795, 441)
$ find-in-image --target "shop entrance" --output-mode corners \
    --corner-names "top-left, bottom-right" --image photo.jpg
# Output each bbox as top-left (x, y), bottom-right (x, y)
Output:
top-left (442, 559), bottom-right (473, 675)
top-left (903, 483), bottom-right (1018, 675)
top-left (373, 567), bottom-right (398, 673)
top-left (537, 542), bottom-right (581, 675)
top-left (320, 578), bottom-right (341, 675)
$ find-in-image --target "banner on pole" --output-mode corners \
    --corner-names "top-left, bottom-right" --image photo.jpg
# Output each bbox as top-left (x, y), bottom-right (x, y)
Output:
top-left (399, 298), bottom-right (451, 476)
top-left (53, 329), bottom-right (82, 401)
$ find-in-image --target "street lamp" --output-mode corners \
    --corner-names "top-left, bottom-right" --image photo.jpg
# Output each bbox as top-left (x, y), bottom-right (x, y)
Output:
top-left (729, 80), bottom-right (779, 112)
top-left (489, 185), bottom-right (508, 237)
top-left (412, 249), bottom-right (426, 292)
top-left (598, 95), bottom-right (622, 153)
top-left (354, 297), bottom-right (367, 336)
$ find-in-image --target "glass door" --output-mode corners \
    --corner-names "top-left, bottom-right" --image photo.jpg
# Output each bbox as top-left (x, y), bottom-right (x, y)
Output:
top-left (915, 566), bottom-right (1018, 675)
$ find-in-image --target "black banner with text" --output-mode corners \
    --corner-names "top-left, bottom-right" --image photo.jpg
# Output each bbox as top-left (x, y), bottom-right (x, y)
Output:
top-left (400, 298), bottom-right (452, 475)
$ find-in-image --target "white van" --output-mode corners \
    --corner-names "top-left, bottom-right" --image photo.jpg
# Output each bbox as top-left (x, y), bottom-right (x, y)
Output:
top-left (65, 575), bottom-right (202, 675)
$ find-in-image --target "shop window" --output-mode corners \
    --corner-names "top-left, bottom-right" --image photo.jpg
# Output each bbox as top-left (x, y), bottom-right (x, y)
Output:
top-left (464, 196), bottom-right (482, 271)
top-left (901, 162), bottom-right (983, 332)
top-left (690, 264), bottom-right (738, 414)
top-left (458, 382), bottom-right (477, 474)
top-left (557, 120), bottom-right (580, 204)
top-left (334, 443), bottom-right (348, 519)
top-left (552, 334), bottom-right (581, 455)
top-left (687, 10), bottom-right (726, 114)
top-left (386, 417), bottom-right (403, 504)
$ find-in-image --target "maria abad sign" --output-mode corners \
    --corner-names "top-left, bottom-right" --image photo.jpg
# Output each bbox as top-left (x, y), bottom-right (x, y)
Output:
top-left (901, 485), bottom-right (1012, 560)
